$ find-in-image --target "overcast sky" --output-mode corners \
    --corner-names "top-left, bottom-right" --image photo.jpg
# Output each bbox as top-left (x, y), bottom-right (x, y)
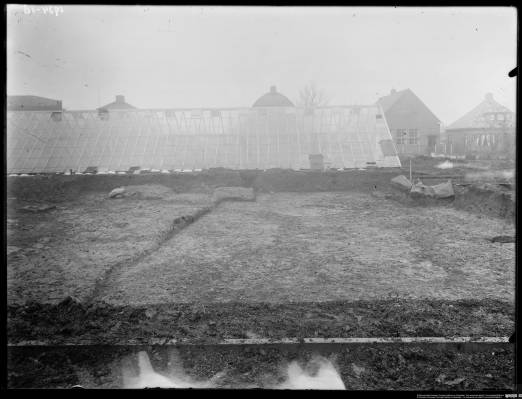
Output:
top-left (6, 6), bottom-right (517, 125)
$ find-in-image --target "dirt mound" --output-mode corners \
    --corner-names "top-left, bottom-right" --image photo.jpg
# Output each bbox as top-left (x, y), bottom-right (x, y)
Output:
top-left (7, 169), bottom-right (403, 205)
top-left (6, 171), bottom-right (244, 203)
top-left (387, 180), bottom-right (514, 222)
top-left (453, 184), bottom-right (515, 222)
top-left (252, 169), bottom-right (398, 193)
top-left (464, 170), bottom-right (515, 183)
top-left (119, 184), bottom-right (176, 200)
top-left (7, 175), bottom-right (75, 203)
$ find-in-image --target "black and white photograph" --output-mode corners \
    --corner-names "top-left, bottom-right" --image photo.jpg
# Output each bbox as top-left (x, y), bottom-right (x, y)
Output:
top-left (5, 5), bottom-right (517, 391)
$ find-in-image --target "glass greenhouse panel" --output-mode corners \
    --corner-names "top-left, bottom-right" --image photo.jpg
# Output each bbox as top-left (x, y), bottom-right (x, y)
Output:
top-left (6, 107), bottom-right (400, 173)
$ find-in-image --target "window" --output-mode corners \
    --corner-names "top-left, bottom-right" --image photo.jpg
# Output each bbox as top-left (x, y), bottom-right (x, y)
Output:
top-left (396, 129), bottom-right (407, 144)
top-left (408, 129), bottom-right (418, 144)
top-left (98, 109), bottom-right (109, 121)
top-left (497, 113), bottom-right (505, 121)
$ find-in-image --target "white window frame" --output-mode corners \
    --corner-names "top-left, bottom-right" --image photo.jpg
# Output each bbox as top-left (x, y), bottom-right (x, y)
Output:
top-left (408, 129), bottom-right (418, 145)
top-left (396, 129), bottom-right (407, 145)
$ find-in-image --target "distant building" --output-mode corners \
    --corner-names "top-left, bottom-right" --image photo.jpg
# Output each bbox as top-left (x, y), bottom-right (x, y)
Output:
top-left (7, 95), bottom-right (62, 111)
top-left (252, 86), bottom-right (294, 107)
top-left (377, 88), bottom-right (441, 155)
top-left (98, 95), bottom-right (136, 111)
top-left (445, 93), bottom-right (515, 159)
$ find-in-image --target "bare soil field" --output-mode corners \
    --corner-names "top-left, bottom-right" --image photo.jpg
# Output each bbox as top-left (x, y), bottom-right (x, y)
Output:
top-left (7, 187), bottom-right (515, 346)
top-left (100, 192), bottom-right (514, 305)
top-left (7, 185), bottom-right (213, 304)
top-left (6, 170), bottom-right (515, 389)
top-left (8, 189), bottom-right (514, 307)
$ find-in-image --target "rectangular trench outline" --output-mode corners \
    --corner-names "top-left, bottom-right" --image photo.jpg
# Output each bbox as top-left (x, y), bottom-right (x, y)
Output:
top-left (9, 191), bottom-right (513, 348)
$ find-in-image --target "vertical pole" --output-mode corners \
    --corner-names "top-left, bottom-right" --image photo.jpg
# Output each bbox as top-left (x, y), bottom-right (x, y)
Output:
top-left (409, 159), bottom-right (412, 182)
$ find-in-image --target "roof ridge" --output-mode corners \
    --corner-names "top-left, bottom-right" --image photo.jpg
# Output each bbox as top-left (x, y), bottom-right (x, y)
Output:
top-left (376, 88), bottom-right (409, 112)
top-left (447, 97), bottom-right (514, 130)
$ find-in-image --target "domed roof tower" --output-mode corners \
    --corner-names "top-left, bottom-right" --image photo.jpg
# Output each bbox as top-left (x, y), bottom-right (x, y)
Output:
top-left (252, 86), bottom-right (294, 107)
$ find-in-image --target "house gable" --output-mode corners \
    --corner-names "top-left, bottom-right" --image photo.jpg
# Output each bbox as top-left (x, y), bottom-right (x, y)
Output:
top-left (381, 89), bottom-right (440, 133)
top-left (446, 94), bottom-right (514, 131)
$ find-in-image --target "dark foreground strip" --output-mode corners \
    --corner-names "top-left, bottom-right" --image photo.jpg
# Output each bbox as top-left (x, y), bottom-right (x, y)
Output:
top-left (8, 298), bottom-right (514, 345)
top-left (7, 336), bottom-right (509, 346)
top-left (7, 343), bottom-right (514, 389)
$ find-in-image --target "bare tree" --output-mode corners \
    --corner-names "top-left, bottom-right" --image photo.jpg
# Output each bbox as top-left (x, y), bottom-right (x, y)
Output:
top-left (297, 83), bottom-right (330, 109)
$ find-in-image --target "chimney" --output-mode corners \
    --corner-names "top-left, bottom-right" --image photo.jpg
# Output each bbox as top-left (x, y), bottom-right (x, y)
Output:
top-left (270, 86), bottom-right (277, 94)
top-left (485, 93), bottom-right (493, 101)
top-left (390, 89), bottom-right (397, 95)
top-left (116, 95), bottom-right (125, 103)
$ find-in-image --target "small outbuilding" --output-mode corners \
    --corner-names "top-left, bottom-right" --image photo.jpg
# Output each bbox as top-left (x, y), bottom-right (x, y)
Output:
top-left (98, 95), bottom-right (136, 111)
top-left (7, 95), bottom-right (62, 111)
top-left (444, 93), bottom-right (515, 159)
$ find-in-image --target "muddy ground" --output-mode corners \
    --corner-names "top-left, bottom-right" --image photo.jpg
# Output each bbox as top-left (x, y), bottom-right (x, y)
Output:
top-left (7, 298), bottom-right (514, 345)
top-left (6, 166), bottom-right (516, 389)
top-left (6, 172), bottom-right (515, 341)
top-left (7, 343), bottom-right (514, 389)
top-left (7, 186), bottom-right (214, 304)
top-left (7, 189), bottom-right (514, 306)
top-left (99, 192), bottom-right (514, 305)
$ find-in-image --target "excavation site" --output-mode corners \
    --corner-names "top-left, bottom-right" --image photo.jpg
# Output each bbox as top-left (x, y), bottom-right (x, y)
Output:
top-left (6, 160), bottom-right (515, 389)
top-left (6, 5), bottom-right (517, 391)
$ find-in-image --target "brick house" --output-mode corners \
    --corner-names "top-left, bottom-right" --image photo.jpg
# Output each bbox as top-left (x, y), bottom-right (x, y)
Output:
top-left (376, 89), bottom-right (441, 155)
